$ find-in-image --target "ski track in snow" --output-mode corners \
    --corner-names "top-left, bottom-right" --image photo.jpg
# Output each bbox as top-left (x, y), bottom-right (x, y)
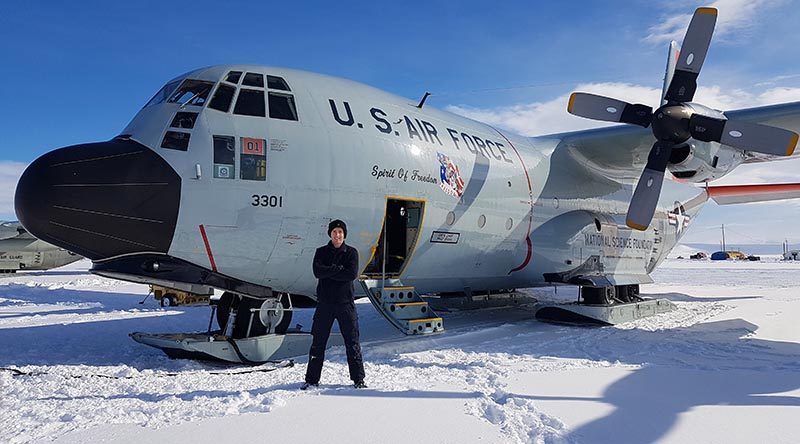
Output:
top-left (1, 258), bottom-right (800, 443)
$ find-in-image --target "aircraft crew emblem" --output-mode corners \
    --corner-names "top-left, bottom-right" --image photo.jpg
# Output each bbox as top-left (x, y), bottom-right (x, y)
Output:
top-left (437, 152), bottom-right (465, 197)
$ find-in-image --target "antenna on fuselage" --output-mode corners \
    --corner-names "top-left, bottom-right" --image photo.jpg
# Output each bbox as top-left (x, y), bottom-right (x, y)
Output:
top-left (416, 92), bottom-right (431, 109)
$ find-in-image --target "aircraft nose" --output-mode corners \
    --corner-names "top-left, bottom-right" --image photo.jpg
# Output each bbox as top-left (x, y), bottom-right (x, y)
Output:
top-left (15, 138), bottom-right (181, 260)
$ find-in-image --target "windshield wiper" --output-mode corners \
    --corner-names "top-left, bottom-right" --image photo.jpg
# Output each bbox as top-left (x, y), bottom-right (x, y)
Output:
top-left (179, 86), bottom-right (211, 109)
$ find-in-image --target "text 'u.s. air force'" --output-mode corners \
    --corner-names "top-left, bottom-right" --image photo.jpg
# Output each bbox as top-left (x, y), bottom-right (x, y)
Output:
top-left (329, 99), bottom-right (514, 164)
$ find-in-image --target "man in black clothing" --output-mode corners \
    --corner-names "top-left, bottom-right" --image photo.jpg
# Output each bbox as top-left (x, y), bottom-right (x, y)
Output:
top-left (302, 219), bottom-right (366, 389)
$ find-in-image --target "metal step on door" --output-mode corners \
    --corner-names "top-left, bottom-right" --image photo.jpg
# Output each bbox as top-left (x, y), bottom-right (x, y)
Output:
top-left (359, 279), bottom-right (444, 335)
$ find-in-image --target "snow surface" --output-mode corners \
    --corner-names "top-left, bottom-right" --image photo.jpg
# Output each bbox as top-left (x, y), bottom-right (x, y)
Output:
top-left (1, 258), bottom-right (799, 443)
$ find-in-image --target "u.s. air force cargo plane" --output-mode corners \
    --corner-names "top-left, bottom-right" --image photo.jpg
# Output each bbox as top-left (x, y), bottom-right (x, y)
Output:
top-left (0, 221), bottom-right (81, 273)
top-left (13, 7), bottom-right (800, 361)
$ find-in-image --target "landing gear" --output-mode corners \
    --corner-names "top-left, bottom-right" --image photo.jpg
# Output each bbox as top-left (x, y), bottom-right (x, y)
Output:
top-left (216, 292), bottom-right (292, 337)
top-left (536, 284), bottom-right (675, 325)
top-left (580, 285), bottom-right (643, 305)
top-left (131, 291), bottom-right (310, 364)
top-left (615, 284), bottom-right (642, 303)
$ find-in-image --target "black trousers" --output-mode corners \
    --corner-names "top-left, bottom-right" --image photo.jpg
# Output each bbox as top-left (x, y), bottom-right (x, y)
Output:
top-left (305, 301), bottom-right (365, 384)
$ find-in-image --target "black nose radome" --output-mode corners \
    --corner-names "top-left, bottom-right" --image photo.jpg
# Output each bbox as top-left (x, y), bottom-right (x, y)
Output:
top-left (15, 138), bottom-right (181, 260)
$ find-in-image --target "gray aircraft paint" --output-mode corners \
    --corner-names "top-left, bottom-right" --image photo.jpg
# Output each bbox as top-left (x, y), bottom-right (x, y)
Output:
top-left (117, 64), bottom-right (800, 299)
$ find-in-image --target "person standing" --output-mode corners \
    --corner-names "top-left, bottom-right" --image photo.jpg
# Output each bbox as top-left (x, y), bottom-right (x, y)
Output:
top-left (302, 219), bottom-right (366, 389)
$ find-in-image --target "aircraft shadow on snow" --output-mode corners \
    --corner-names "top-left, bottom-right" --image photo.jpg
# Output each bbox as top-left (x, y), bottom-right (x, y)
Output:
top-left (497, 318), bottom-right (800, 443)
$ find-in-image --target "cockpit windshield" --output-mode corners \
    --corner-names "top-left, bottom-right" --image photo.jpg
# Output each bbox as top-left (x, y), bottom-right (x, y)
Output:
top-left (144, 78), bottom-right (183, 108)
top-left (167, 79), bottom-right (216, 107)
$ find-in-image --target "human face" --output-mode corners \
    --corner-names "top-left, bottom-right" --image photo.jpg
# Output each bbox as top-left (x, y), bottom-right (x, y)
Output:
top-left (330, 227), bottom-right (345, 248)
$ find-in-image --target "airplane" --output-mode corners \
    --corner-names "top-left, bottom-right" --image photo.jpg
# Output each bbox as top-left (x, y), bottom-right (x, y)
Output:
top-left (12, 7), bottom-right (800, 359)
top-left (0, 221), bottom-right (82, 273)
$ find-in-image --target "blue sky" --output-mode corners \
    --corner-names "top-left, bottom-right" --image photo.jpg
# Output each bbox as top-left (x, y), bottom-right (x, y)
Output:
top-left (2, 0), bottom-right (800, 246)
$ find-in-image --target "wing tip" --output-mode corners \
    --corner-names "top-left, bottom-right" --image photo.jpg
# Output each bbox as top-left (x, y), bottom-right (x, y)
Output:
top-left (567, 93), bottom-right (577, 114)
top-left (787, 133), bottom-right (799, 156)
top-left (696, 7), bottom-right (718, 15)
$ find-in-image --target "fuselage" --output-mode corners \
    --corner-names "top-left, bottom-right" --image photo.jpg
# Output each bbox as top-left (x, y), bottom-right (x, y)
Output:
top-left (0, 237), bottom-right (80, 271)
top-left (14, 64), bottom-right (705, 298)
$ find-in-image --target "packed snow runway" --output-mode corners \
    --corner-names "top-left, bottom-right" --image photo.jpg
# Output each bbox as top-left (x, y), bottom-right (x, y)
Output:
top-left (1, 258), bottom-right (799, 444)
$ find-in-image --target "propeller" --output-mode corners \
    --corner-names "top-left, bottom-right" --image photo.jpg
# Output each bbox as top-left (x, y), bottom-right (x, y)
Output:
top-left (566, 7), bottom-right (800, 230)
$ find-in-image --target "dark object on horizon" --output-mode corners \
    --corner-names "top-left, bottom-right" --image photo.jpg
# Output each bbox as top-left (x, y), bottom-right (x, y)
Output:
top-left (747, 255), bottom-right (761, 261)
top-left (711, 251), bottom-right (747, 261)
top-left (689, 252), bottom-right (707, 260)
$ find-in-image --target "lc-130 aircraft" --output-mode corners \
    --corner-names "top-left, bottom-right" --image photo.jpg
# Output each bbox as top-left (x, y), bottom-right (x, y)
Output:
top-left (0, 221), bottom-right (81, 273)
top-left (13, 7), bottom-right (800, 352)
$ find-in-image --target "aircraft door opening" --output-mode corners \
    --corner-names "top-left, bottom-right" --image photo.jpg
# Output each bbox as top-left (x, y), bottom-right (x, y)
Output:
top-left (364, 198), bottom-right (424, 278)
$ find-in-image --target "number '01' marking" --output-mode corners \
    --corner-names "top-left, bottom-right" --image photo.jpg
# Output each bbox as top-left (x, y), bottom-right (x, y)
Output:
top-left (251, 195), bottom-right (283, 207)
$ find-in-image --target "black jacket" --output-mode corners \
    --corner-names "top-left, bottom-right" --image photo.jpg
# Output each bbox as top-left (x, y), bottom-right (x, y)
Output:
top-left (313, 241), bottom-right (359, 304)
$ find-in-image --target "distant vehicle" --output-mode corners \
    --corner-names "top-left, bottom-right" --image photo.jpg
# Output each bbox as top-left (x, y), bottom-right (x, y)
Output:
top-left (783, 250), bottom-right (799, 260)
top-left (689, 252), bottom-right (708, 260)
top-left (710, 251), bottom-right (748, 261)
top-left (149, 284), bottom-right (213, 307)
top-left (0, 221), bottom-right (82, 272)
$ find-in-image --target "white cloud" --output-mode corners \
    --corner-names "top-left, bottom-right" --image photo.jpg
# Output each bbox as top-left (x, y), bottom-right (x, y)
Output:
top-left (645, 0), bottom-right (781, 45)
top-left (446, 83), bottom-right (663, 137)
top-left (446, 82), bottom-right (800, 137)
top-left (0, 161), bottom-right (28, 221)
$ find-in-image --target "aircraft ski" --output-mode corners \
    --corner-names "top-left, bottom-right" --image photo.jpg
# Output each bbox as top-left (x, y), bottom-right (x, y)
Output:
top-left (535, 284), bottom-right (677, 325)
top-left (131, 291), bottom-right (312, 364)
top-left (130, 331), bottom-right (311, 364)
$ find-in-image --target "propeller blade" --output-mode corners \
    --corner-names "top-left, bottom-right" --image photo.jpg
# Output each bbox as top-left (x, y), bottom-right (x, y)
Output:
top-left (661, 41), bottom-right (680, 105)
top-left (663, 7), bottom-right (718, 103)
top-left (567, 93), bottom-right (652, 127)
top-left (689, 114), bottom-right (799, 156)
top-left (626, 141), bottom-right (675, 230)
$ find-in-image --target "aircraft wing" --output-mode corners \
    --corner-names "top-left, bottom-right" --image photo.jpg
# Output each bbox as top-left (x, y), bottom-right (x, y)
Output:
top-left (707, 183), bottom-right (800, 205)
top-left (538, 124), bottom-right (653, 181)
top-left (0, 222), bottom-right (22, 241)
top-left (539, 101), bottom-right (800, 179)
top-left (725, 101), bottom-right (800, 163)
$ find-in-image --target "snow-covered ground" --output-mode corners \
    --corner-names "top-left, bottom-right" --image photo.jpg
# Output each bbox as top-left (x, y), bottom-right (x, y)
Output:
top-left (1, 257), bottom-right (799, 443)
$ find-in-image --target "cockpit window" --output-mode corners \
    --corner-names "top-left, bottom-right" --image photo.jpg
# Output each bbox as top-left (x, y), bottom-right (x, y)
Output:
top-left (242, 72), bottom-right (264, 88)
top-left (209, 84), bottom-right (236, 112)
top-left (170, 112), bottom-right (198, 129)
top-left (268, 92), bottom-right (298, 121)
top-left (144, 79), bottom-right (182, 108)
top-left (240, 138), bottom-right (266, 181)
top-left (161, 131), bottom-right (190, 151)
top-left (167, 79), bottom-right (215, 107)
top-left (233, 89), bottom-right (265, 117)
top-left (242, 72), bottom-right (265, 88)
top-left (213, 135), bottom-right (235, 179)
top-left (267, 75), bottom-right (291, 91)
top-left (225, 71), bottom-right (242, 84)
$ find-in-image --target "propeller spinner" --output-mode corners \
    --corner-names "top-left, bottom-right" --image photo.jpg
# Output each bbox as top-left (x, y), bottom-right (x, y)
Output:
top-left (567, 7), bottom-right (799, 230)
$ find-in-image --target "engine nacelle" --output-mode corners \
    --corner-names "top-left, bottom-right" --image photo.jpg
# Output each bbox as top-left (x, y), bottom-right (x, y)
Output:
top-left (666, 103), bottom-right (746, 182)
